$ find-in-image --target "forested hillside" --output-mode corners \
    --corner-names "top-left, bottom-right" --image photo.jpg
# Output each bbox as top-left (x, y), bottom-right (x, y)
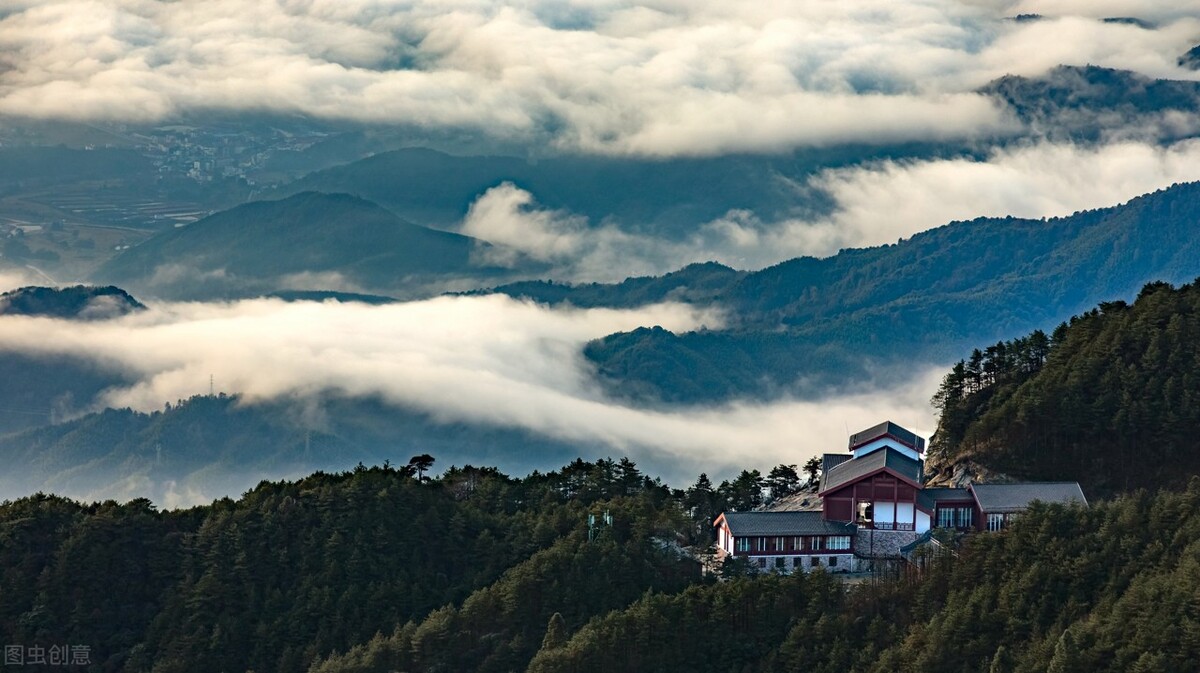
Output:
top-left (0, 459), bottom-right (697, 673)
top-left (498, 181), bottom-right (1200, 402)
top-left (0, 285), bottom-right (144, 319)
top-left (929, 279), bottom-right (1200, 498)
top-left (980, 65), bottom-right (1200, 141)
top-left (518, 486), bottom-right (1200, 673)
top-left (6, 429), bottom-right (1200, 673)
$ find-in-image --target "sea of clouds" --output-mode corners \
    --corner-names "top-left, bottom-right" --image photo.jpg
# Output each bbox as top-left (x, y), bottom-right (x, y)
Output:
top-left (2, 0), bottom-right (1199, 504)
top-left (1, 0), bottom-right (1198, 155)
top-left (0, 292), bottom-right (943, 499)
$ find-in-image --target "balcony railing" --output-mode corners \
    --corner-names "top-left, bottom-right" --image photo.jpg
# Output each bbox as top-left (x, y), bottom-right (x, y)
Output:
top-left (870, 522), bottom-right (914, 531)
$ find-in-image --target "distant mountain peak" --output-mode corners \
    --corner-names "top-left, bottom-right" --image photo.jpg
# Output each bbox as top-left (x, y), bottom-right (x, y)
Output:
top-left (1180, 44), bottom-right (1200, 70)
top-left (0, 285), bottom-right (145, 319)
top-left (94, 191), bottom-right (510, 300)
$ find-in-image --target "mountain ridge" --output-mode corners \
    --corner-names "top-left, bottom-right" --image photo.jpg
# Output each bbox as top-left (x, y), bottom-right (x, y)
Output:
top-left (493, 181), bottom-right (1200, 402)
top-left (94, 191), bottom-right (513, 299)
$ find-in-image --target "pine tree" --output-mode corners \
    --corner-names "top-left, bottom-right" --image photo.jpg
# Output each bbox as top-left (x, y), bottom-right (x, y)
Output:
top-left (541, 612), bottom-right (568, 651)
top-left (408, 454), bottom-right (435, 482)
top-left (766, 465), bottom-right (801, 502)
top-left (1047, 628), bottom-right (1079, 673)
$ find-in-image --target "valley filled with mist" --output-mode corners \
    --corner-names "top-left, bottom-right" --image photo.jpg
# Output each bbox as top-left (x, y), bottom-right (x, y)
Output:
top-left (4, 1), bottom-right (1200, 500)
top-left (5, 3), bottom-right (1200, 670)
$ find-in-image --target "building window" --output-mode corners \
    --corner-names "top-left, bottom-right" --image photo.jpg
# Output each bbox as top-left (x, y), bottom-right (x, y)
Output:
top-left (828, 556), bottom-right (837, 567)
top-left (811, 537), bottom-right (823, 551)
top-left (811, 556), bottom-right (821, 567)
top-left (828, 536), bottom-right (850, 550)
top-left (775, 557), bottom-right (786, 569)
top-left (793, 557), bottom-right (803, 568)
top-left (757, 537), bottom-right (767, 551)
top-left (757, 558), bottom-right (767, 568)
top-left (736, 538), bottom-right (750, 552)
top-left (957, 507), bottom-right (973, 528)
top-left (791, 536), bottom-right (802, 551)
top-left (937, 508), bottom-right (954, 528)
top-left (987, 513), bottom-right (1005, 532)
top-left (775, 536), bottom-right (785, 551)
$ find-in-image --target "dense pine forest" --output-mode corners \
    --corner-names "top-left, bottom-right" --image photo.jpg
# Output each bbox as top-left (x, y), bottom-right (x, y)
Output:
top-left (6, 282), bottom-right (1200, 672)
top-left (931, 279), bottom-right (1200, 497)
top-left (0, 457), bottom-right (713, 673)
top-left (10, 458), bottom-right (1200, 673)
top-left (519, 486), bottom-right (1200, 673)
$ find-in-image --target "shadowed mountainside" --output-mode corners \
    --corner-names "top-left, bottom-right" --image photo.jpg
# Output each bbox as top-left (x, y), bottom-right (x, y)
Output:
top-left (95, 191), bottom-right (516, 299)
top-left (495, 182), bottom-right (1200, 402)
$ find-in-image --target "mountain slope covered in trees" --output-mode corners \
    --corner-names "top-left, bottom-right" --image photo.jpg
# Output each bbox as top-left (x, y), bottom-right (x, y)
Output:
top-left (0, 285), bottom-right (144, 319)
top-left (519, 486), bottom-right (1200, 673)
top-left (980, 64), bottom-right (1200, 141)
top-left (9, 286), bottom-right (1200, 673)
top-left (8, 457), bottom-right (1200, 673)
top-left (0, 459), bottom-right (695, 673)
top-left (495, 181), bottom-right (1200, 402)
top-left (929, 280), bottom-right (1200, 498)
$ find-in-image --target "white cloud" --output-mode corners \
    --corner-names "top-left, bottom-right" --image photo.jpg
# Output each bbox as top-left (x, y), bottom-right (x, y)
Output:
top-left (0, 294), bottom-right (941, 488)
top-left (0, 0), bottom-right (1196, 155)
top-left (0, 268), bottom-right (37, 292)
top-left (461, 182), bottom-right (675, 279)
top-left (461, 182), bottom-right (591, 265)
top-left (785, 139), bottom-right (1200, 256)
top-left (456, 139), bottom-right (1200, 278)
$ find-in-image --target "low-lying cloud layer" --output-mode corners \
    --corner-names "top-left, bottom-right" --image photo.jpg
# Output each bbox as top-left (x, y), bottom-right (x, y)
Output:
top-left (0, 294), bottom-right (941, 490)
top-left (1, 0), bottom-right (1198, 155)
top-left (457, 138), bottom-right (1200, 279)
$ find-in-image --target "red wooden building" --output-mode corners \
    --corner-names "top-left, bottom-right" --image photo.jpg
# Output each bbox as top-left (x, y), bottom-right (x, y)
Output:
top-left (713, 420), bottom-right (1087, 571)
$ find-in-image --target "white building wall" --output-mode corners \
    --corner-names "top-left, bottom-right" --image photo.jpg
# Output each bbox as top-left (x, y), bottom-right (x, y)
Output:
top-left (916, 510), bottom-right (931, 533)
top-left (897, 503), bottom-right (914, 526)
top-left (875, 501), bottom-right (896, 525)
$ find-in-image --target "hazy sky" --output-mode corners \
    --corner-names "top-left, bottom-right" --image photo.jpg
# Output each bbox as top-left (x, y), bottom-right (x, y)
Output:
top-left (1, 0), bottom-right (1197, 155)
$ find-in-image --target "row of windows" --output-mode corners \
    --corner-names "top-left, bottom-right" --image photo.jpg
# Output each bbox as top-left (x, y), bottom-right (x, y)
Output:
top-left (734, 535), bottom-right (852, 552)
top-left (986, 512), bottom-right (1018, 531)
top-left (936, 506), bottom-right (974, 529)
top-left (756, 555), bottom-right (843, 569)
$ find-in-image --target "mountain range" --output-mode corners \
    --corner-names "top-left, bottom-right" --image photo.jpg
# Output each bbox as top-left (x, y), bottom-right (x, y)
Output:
top-left (95, 191), bottom-right (518, 299)
top-left (493, 181), bottom-right (1200, 402)
top-left (0, 393), bottom-right (593, 505)
top-left (274, 65), bottom-right (1200, 237)
top-left (5, 177), bottom-right (1200, 501)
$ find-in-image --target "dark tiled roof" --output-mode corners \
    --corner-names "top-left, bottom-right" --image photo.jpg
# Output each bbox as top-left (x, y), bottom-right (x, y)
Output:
top-left (916, 487), bottom-right (973, 510)
top-left (719, 511), bottom-right (856, 536)
top-left (820, 447), bottom-right (922, 493)
top-left (971, 482), bottom-right (1087, 513)
top-left (899, 530), bottom-right (934, 554)
top-left (848, 420), bottom-right (926, 452)
top-left (821, 453), bottom-right (852, 475)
